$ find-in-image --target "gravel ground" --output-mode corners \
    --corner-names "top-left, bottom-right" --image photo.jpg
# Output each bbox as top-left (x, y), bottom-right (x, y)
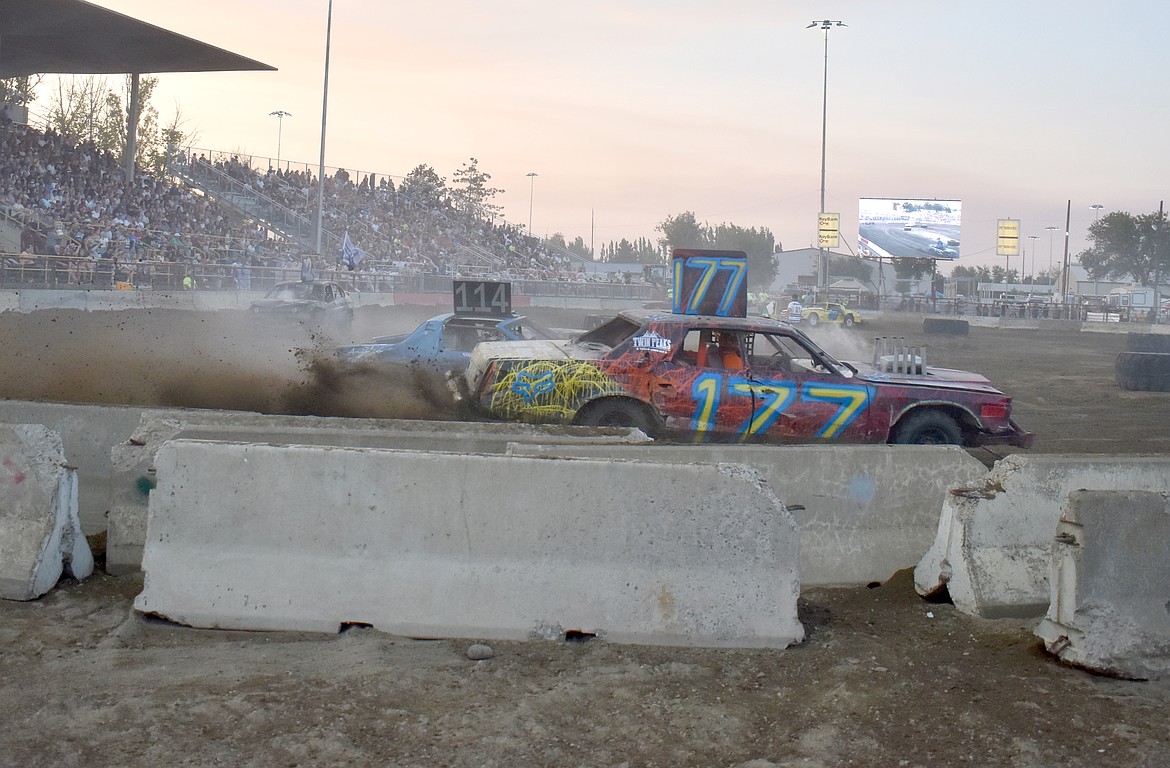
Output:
top-left (1, 306), bottom-right (1168, 767)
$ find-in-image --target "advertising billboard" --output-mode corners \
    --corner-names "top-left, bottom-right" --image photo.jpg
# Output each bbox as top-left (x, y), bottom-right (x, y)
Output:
top-left (857, 198), bottom-right (962, 260)
top-left (996, 218), bottom-right (1020, 257)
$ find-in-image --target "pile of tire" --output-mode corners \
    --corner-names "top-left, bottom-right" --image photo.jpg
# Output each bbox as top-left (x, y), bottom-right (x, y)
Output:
top-left (1116, 333), bottom-right (1170, 392)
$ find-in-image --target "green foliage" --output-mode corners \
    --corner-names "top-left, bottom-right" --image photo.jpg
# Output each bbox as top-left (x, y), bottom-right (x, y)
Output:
top-left (0, 75), bottom-right (41, 108)
top-left (951, 264), bottom-right (991, 282)
top-left (400, 164), bottom-right (449, 208)
top-left (654, 211), bottom-right (777, 288)
top-left (40, 75), bottom-right (173, 176)
top-left (986, 266), bottom-right (1019, 284)
top-left (547, 233), bottom-right (592, 261)
top-left (43, 76), bottom-right (106, 143)
top-left (599, 236), bottom-right (662, 264)
top-left (450, 157), bottom-right (503, 219)
top-left (892, 257), bottom-right (933, 281)
top-left (1079, 209), bottom-right (1170, 286)
top-left (828, 254), bottom-right (872, 281)
top-left (657, 211), bottom-right (710, 250)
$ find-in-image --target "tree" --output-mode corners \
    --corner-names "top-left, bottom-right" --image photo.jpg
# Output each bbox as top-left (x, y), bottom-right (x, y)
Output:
top-left (95, 75), bottom-right (161, 173)
top-left (656, 212), bottom-right (777, 288)
top-left (1079, 209), bottom-right (1170, 287)
top-left (989, 265), bottom-right (1019, 285)
top-left (828, 254), bottom-right (872, 281)
top-left (657, 211), bottom-right (711, 252)
top-left (43, 76), bottom-right (108, 143)
top-left (546, 233), bottom-right (592, 261)
top-left (951, 264), bottom-right (991, 282)
top-left (0, 75), bottom-right (41, 110)
top-left (399, 164), bottom-right (448, 209)
top-left (450, 157), bottom-right (503, 219)
top-left (159, 104), bottom-right (200, 171)
top-left (891, 257), bottom-right (932, 282)
top-left (565, 235), bottom-right (591, 261)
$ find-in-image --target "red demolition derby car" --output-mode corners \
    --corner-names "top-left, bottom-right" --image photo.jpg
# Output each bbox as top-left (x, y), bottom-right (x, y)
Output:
top-left (454, 309), bottom-right (1033, 447)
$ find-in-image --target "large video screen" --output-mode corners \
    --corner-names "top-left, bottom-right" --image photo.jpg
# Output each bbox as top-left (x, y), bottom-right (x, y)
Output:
top-left (857, 198), bottom-right (962, 260)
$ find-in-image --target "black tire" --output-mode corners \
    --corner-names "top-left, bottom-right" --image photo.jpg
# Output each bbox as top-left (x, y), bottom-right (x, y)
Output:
top-left (891, 409), bottom-right (964, 445)
top-left (1126, 333), bottom-right (1170, 353)
top-left (576, 398), bottom-right (658, 436)
top-left (844, 315), bottom-right (856, 328)
top-left (806, 313), bottom-right (819, 327)
top-left (1115, 351), bottom-right (1170, 392)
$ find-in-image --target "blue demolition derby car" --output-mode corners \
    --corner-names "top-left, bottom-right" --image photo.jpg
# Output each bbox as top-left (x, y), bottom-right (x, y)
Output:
top-left (336, 280), bottom-right (559, 375)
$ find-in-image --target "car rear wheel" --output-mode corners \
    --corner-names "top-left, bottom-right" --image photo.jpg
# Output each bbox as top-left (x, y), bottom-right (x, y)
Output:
top-left (806, 313), bottom-right (819, 327)
top-left (844, 315), bottom-right (855, 328)
top-left (891, 410), bottom-right (963, 446)
top-left (576, 398), bottom-right (658, 436)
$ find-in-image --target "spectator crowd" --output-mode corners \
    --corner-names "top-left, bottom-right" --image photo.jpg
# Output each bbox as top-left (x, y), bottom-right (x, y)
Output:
top-left (2, 120), bottom-right (658, 291)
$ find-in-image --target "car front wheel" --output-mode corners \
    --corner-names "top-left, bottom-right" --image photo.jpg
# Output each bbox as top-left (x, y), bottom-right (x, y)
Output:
top-left (575, 398), bottom-right (658, 436)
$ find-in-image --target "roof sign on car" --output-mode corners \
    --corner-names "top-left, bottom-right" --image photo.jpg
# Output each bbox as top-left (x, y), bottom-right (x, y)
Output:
top-left (671, 249), bottom-right (748, 318)
top-left (453, 280), bottom-right (512, 316)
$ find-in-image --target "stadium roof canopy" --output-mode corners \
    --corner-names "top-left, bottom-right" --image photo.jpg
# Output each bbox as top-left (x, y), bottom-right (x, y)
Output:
top-left (0, 0), bottom-right (275, 77)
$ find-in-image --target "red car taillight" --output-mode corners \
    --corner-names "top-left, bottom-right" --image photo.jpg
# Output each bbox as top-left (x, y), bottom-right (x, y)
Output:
top-left (980, 402), bottom-right (1010, 420)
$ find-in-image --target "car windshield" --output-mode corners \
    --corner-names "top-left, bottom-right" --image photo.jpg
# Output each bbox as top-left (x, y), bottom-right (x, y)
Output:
top-left (266, 283), bottom-right (315, 301)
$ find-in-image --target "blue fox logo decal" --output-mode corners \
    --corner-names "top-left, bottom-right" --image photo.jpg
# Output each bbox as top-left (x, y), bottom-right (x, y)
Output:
top-left (511, 371), bottom-right (556, 402)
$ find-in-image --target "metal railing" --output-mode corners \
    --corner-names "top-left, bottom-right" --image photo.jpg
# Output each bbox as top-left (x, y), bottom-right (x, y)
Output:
top-left (0, 251), bottom-right (664, 303)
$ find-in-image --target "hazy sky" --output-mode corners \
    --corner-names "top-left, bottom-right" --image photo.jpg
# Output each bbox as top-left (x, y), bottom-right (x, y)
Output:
top-left (29, 1), bottom-right (1170, 272)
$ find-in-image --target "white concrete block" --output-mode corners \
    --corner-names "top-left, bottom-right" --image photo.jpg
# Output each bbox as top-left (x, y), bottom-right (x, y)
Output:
top-left (135, 440), bottom-right (803, 649)
top-left (1036, 490), bottom-right (1170, 680)
top-left (105, 409), bottom-right (652, 574)
top-left (509, 443), bottom-right (987, 586)
top-left (915, 455), bottom-right (1170, 617)
top-left (0, 423), bottom-right (92, 600)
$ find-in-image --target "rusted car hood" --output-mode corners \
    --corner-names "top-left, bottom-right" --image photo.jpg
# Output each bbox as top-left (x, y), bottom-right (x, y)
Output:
top-left (464, 339), bottom-right (604, 389)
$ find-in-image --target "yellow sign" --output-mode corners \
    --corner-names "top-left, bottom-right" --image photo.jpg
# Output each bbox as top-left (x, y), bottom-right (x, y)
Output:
top-left (818, 212), bottom-right (840, 248)
top-left (997, 218), bottom-right (1019, 256)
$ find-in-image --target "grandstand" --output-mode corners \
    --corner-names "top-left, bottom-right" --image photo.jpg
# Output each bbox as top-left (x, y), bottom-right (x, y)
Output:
top-left (0, 120), bottom-right (662, 304)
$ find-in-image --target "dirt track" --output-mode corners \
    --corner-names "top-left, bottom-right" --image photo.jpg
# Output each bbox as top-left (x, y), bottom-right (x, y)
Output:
top-left (1, 306), bottom-right (1169, 767)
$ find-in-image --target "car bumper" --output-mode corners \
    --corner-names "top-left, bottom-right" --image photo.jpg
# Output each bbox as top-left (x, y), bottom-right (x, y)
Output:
top-left (974, 418), bottom-right (1034, 449)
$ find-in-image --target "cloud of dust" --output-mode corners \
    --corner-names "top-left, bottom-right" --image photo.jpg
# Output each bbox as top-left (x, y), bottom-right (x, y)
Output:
top-left (0, 307), bottom-right (455, 421)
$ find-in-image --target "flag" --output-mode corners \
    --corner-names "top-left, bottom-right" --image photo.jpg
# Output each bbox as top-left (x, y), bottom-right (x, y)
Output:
top-left (342, 231), bottom-right (365, 270)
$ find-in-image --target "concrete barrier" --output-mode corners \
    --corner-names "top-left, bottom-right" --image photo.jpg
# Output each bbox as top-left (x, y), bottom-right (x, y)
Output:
top-left (106, 410), bottom-right (648, 575)
top-left (507, 443), bottom-right (987, 586)
top-left (1035, 490), bottom-right (1170, 680)
top-left (0, 401), bottom-right (649, 542)
top-left (0, 424), bottom-right (92, 600)
top-left (0, 401), bottom-right (147, 534)
top-left (915, 455), bottom-right (1170, 617)
top-left (134, 440), bottom-right (803, 649)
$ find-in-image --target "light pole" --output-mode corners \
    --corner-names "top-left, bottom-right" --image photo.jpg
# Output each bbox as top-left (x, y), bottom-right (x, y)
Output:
top-left (1090, 203), bottom-right (1104, 221)
top-left (526, 172), bottom-right (538, 235)
top-left (1026, 235), bottom-right (1039, 295)
top-left (315, 0), bottom-right (334, 257)
top-left (1045, 225), bottom-right (1059, 281)
top-left (269, 110), bottom-right (291, 170)
top-left (808, 19), bottom-right (846, 295)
